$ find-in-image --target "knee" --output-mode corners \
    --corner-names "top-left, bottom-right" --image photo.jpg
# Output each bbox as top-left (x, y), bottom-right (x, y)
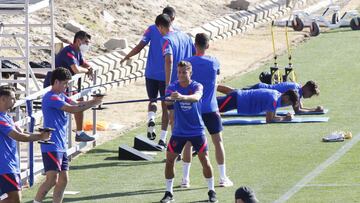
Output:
top-left (211, 133), bottom-right (223, 145)
top-left (45, 175), bottom-right (58, 187)
top-left (166, 159), bottom-right (175, 167)
top-left (58, 175), bottom-right (69, 185)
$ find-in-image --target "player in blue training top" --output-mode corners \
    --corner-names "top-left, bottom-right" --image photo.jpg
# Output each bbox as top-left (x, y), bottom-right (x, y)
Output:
top-left (217, 85), bottom-right (299, 123)
top-left (181, 33), bottom-right (233, 188)
top-left (244, 80), bottom-right (323, 113)
top-left (120, 7), bottom-right (178, 146)
top-left (34, 68), bottom-right (104, 203)
top-left (160, 61), bottom-right (217, 203)
top-left (157, 13), bottom-right (195, 143)
top-left (0, 86), bottom-right (50, 203)
top-left (44, 31), bottom-right (95, 142)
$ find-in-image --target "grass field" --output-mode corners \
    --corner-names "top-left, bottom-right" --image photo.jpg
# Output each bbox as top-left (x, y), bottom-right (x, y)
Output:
top-left (22, 28), bottom-right (360, 203)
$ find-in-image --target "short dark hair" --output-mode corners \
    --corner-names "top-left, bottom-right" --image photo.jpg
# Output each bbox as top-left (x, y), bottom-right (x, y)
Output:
top-left (162, 6), bottom-right (176, 19)
top-left (178, 61), bottom-right (192, 72)
top-left (195, 33), bottom-right (210, 50)
top-left (0, 85), bottom-right (15, 97)
top-left (51, 67), bottom-right (72, 85)
top-left (304, 80), bottom-right (319, 96)
top-left (73, 30), bottom-right (91, 44)
top-left (283, 89), bottom-right (299, 105)
top-left (235, 186), bottom-right (259, 203)
top-left (155, 14), bottom-right (171, 28)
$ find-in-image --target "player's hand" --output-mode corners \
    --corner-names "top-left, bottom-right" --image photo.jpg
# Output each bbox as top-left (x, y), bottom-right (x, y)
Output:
top-left (285, 112), bottom-right (294, 121)
top-left (86, 67), bottom-right (94, 80)
top-left (39, 131), bottom-right (51, 141)
top-left (170, 91), bottom-right (182, 100)
top-left (315, 106), bottom-right (324, 112)
top-left (93, 96), bottom-right (104, 104)
top-left (120, 57), bottom-right (128, 64)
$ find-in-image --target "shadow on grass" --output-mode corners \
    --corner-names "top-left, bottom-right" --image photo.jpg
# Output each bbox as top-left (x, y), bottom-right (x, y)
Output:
top-left (60, 187), bottom-right (206, 202)
top-left (69, 160), bottom-right (165, 170)
top-left (86, 148), bottom-right (118, 154)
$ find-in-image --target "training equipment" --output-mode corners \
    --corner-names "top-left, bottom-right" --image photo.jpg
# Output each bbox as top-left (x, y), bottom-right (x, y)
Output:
top-left (118, 144), bottom-right (154, 161)
top-left (275, 4), bottom-right (360, 37)
top-left (267, 21), bottom-right (296, 85)
top-left (37, 127), bottom-right (55, 144)
top-left (91, 93), bottom-right (106, 97)
top-left (222, 117), bottom-right (329, 125)
top-left (38, 140), bottom-right (55, 145)
top-left (38, 127), bottom-right (55, 132)
top-left (222, 109), bottom-right (329, 117)
top-left (92, 95), bottom-right (170, 111)
top-left (133, 135), bottom-right (164, 151)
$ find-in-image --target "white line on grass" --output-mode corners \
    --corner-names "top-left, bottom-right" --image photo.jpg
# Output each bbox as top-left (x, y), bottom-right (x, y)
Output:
top-left (303, 183), bottom-right (360, 187)
top-left (274, 133), bottom-right (360, 203)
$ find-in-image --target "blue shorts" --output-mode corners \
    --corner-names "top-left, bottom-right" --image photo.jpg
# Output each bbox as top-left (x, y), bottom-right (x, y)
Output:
top-left (167, 135), bottom-right (208, 154)
top-left (217, 91), bottom-right (238, 112)
top-left (202, 112), bottom-right (223, 134)
top-left (146, 78), bottom-right (165, 99)
top-left (0, 173), bottom-right (21, 195)
top-left (42, 152), bottom-right (69, 172)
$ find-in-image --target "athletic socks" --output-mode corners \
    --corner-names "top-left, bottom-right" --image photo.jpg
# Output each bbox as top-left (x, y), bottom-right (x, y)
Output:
top-left (76, 130), bottom-right (83, 135)
top-left (165, 178), bottom-right (174, 193)
top-left (218, 164), bottom-right (227, 179)
top-left (33, 200), bottom-right (41, 203)
top-left (182, 161), bottom-right (191, 181)
top-left (160, 130), bottom-right (168, 141)
top-left (206, 177), bottom-right (215, 191)
top-left (147, 111), bottom-right (156, 121)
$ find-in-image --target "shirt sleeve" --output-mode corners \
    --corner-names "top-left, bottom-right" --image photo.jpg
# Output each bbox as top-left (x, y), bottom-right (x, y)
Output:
top-left (214, 58), bottom-right (220, 75)
top-left (49, 95), bottom-right (67, 110)
top-left (162, 39), bottom-right (172, 56)
top-left (64, 51), bottom-right (79, 67)
top-left (194, 83), bottom-right (203, 97)
top-left (141, 26), bottom-right (152, 45)
top-left (0, 120), bottom-right (14, 137)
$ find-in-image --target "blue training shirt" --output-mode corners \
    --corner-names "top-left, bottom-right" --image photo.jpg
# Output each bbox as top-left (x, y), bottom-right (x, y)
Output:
top-left (41, 91), bottom-right (72, 152)
top-left (166, 81), bottom-right (205, 137)
top-left (162, 31), bottom-right (195, 82)
top-left (55, 45), bottom-right (86, 76)
top-left (142, 24), bottom-right (165, 81)
top-left (186, 55), bottom-right (220, 113)
top-left (0, 112), bottom-right (19, 174)
top-left (257, 82), bottom-right (303, 98)
top-left (236, 89), bottom-right (282, 114)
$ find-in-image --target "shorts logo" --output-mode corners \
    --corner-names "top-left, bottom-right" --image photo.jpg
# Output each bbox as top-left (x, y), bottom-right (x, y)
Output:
top-left (171, 140), bottom-right (177, 147)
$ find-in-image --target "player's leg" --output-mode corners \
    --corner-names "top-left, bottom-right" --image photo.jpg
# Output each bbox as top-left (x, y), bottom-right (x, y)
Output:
top-left (161, 136), bottom-right (186, 203)
top-left (158, 80), bottom-right (169, 147)
top-left (34, 152), bottom-right (61, 202)
top-left (192, 136), bottom-right (217, 202)
top-left (74, 78), bottom-right (94, 142)
top-left (52, 170), bottom-right (68, 203)
top-left (52, 152), bottom-right (69, 203)
top-left (145, 78), bottom-right (159, 140)
top-left (203, 112), bottom-right (233, 187)
top-left (0, 173), bottom-right (22, 203)
top-left (180, 141), bottom-right (192, 188)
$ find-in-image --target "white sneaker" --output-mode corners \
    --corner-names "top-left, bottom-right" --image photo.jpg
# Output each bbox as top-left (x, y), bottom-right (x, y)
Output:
top-left (219, 177), bottom-right (233, 187)
top-left (180, 178), bottom-right (190, 188)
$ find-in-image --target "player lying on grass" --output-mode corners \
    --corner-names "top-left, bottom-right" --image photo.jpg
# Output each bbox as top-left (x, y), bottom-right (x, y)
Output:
top-left (217, 85), bottom-right (299, 123)
top-left (243, 81), bottom-right (323, 113)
